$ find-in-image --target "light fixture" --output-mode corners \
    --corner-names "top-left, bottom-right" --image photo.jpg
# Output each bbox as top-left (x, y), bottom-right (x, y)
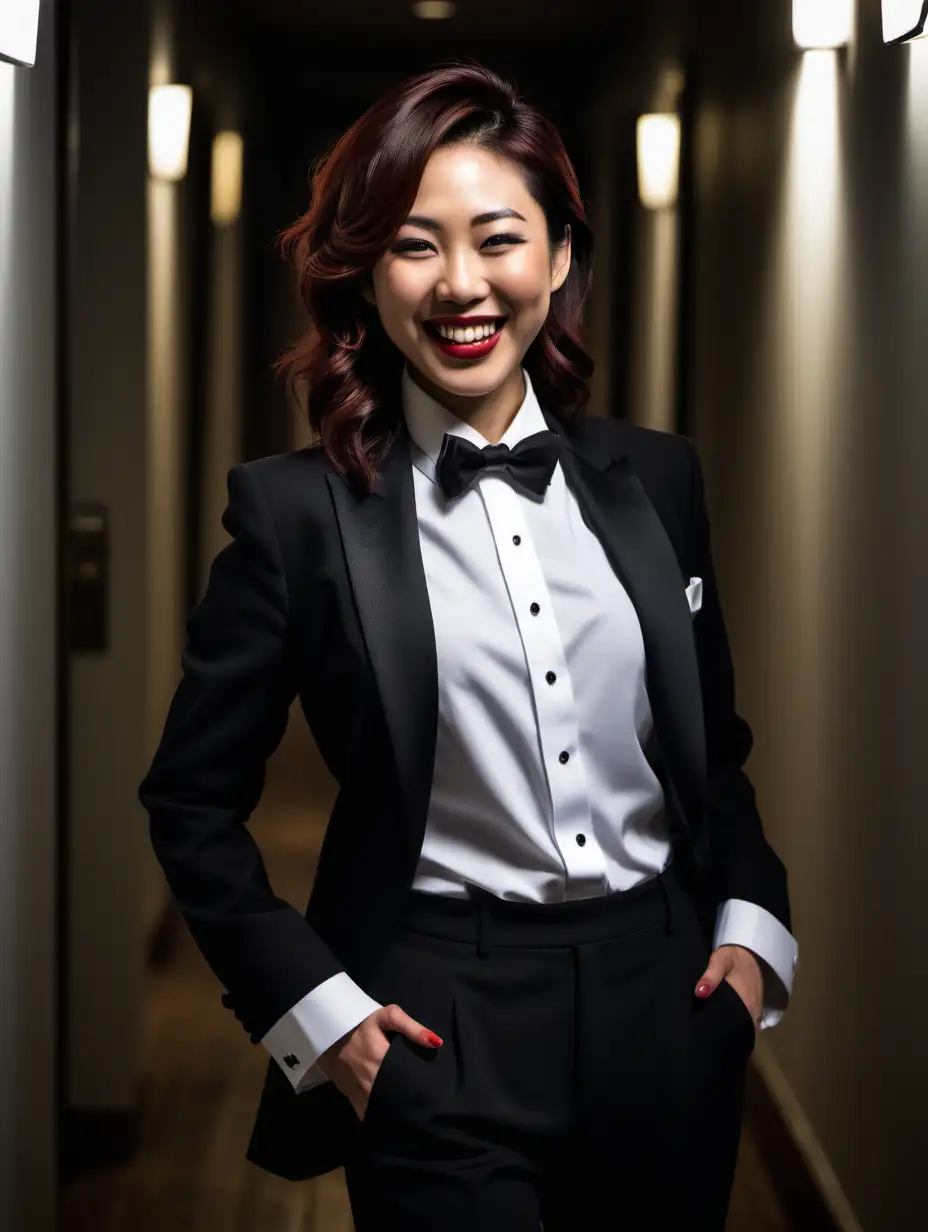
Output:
top-left (148, 84), bottom-right (193, 181)
top-left (882, 1), bottom-right (928, 42)
top-left (0, 0), bottom-right (41, 68)
top-left (636, 114), bottom-right (681, 210)
top-left (413, 1), bottom-right (455, 18)
top-left (211, 131), bottom-right (243, 225)
top-left (792, 0), bottom-right (853, 50)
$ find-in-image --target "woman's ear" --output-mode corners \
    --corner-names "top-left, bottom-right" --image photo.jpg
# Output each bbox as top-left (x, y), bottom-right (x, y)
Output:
top-left (360, 275), bottom-right (377, 307)
top-left (550, 224), bottom-right (572, 294)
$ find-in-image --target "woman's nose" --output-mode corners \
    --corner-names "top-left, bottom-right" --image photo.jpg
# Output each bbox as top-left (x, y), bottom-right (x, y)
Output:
top-left (435, 248), bottom-right (490, 305)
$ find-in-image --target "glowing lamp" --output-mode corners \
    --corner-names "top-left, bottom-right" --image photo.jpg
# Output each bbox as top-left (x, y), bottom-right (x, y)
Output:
top-left (0, 0), bottom-right (41, 68)
top-left (148, 84), bottom-right (193, 181)
top-left (636, 114), bottom-right (681, 210)
top-left (792, 0), bottom-right (853, 50)
top-left (413, 1), bottom-right (455, 18)
top-left (882, 1), bottom-right (928, 42)
top-left (211, 131), bottom-right (243, 225)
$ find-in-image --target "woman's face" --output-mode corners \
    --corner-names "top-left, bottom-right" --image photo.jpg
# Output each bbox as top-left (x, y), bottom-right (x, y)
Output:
top-left (364, 142), bottom-right (571, 406)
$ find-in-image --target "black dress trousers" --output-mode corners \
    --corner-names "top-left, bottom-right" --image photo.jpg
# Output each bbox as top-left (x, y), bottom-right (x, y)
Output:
top-left (343, 857), bottom-right (756, 1232)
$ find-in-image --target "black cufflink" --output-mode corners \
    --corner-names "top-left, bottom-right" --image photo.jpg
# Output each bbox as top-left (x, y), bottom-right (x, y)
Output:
top-left (283, 1053), bottom-right (300, 1069)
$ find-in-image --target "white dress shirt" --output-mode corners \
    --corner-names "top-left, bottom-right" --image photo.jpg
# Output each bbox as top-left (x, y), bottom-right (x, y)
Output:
top-left (261, 366), bottom-right (799, 1094)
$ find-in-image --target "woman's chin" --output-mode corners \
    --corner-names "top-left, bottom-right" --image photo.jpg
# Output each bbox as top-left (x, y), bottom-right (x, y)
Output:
top-left (413, 347), bottom-right (519, 400)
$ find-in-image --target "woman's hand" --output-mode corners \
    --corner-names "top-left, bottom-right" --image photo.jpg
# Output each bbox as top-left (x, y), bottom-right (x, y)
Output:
top-left (694, 944), bottom-right (764, 1029)
top-left (317, 1004), bottom-right (443, 1122)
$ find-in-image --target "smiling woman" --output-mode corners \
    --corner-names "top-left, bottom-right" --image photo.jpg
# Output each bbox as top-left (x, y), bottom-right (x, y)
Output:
top-left (361, 142), bottom-right (574, 419)
top-left (274, 60), bottom-right (594, 489)
top-left (393, 203), bottom-right (526, 358)
top-left (139, 53), bottom-right (797, 1232)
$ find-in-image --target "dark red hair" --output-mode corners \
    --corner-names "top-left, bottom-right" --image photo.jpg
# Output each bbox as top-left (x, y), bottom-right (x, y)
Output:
top-left (275, 59), bottom-right (595, 493)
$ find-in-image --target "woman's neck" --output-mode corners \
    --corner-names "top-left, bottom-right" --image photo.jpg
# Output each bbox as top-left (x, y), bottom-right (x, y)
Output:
top-left (408, 364), bottom-right (525, 445)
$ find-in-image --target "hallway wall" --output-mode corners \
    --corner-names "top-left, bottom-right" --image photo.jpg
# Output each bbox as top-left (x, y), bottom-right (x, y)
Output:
top-left (61, 0), bottom-right (254, 1164)
top-left (67, 0), bottom-right (154, 1119)
top-left (683, 2), bottom-right (927, 1228)
top-left (0, 3), bottom-right (59, 1227)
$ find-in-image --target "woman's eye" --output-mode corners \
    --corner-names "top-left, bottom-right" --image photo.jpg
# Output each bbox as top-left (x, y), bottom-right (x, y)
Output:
top-left (393, 239), bottom-right (434, 255)
top-left (482, 233), bottom-right (525, 249)
top-left (393, 233), bottom-right (526, 256)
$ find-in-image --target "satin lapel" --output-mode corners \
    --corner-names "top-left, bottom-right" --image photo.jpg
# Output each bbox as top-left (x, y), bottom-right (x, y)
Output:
top-left (326, 420), bottom-right (438, 835)
top-left (543, 407), bottom-right (708, 827)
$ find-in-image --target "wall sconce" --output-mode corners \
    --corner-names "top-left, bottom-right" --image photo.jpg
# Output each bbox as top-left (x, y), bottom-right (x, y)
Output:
top-left (210, 131), bottom-right (243, 225)
top-left (792, 0), bottom-right (853, 49)
top-left (0, 0), bottom-right (41, 67)
top-left (636, 114), bottom-right (681, 210)
top-left (148, 84), bottom-right (193, 181)
top-left (882, 1), bottom-right (928, 42)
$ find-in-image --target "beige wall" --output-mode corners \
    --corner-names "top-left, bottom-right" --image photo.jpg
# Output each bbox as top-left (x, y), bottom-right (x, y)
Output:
top-left (0, 5), bottom-right (59, 1226)
top-left (198, 220), bottom-right (245, 593)
top-left (146, 0), bottom-right (190, 870)
top-left (67, 0), bottom-right (153, 1111)
top-left (67, 0), bottom-right (251, 1119)
top-left (628, 205), bottom-right (679, 433)
top-left (683, 3), bottom-right (926, 1228)
top-left (588, 2), bottom-right (926, 1227)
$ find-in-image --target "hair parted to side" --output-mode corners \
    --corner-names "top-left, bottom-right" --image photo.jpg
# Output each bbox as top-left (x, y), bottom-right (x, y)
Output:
top-left (275, 59), bottom-right (595, 493)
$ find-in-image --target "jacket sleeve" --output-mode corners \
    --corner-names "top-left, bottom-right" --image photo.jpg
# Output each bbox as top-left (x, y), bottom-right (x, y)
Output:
top-left (138, 462), bottom-right (346, 1044)
top-left (680, 436), bottom-right (793, 935)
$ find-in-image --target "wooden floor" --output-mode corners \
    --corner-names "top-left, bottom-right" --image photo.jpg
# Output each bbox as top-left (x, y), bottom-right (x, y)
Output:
top-left (61, 712), bottom-right (795, 1231)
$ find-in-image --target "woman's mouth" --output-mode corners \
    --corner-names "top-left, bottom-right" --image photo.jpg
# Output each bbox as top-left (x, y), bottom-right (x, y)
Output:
top-left (423, 317), bottom-right (507, 360)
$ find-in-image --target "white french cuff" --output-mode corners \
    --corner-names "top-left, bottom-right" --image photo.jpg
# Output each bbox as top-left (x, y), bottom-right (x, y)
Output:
top-left (259, 971), bottom-right (383, 1094)
top-left (713, 898), bottom-right (799, 1030)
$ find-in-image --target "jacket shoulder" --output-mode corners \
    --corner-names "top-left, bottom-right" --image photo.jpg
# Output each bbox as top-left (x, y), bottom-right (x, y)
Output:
top-left (570, 413), bottom-right (695, 492)
top-left (242, 443), bottom-right (328, 488)
top-left (238, 445), bottom-right (332, 516)
top-left (231, 447), bottom-right (334, 574)
top-left (592, 414), bottom-right (693, 468)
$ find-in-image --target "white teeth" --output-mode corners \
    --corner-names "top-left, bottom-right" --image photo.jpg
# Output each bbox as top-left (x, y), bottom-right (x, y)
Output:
top-left (434, 320), bottom-right (502, 343)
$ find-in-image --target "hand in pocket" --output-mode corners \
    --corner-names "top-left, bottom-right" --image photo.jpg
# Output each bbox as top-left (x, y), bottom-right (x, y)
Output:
top-left (693, 943), bottom-right (763, 1029)
top-left (318, 1003), bottom-right (444, 1121)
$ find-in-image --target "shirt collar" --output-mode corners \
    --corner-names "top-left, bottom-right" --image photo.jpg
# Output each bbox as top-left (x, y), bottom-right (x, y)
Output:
top-left (401, 363), bottom-right (548, 486)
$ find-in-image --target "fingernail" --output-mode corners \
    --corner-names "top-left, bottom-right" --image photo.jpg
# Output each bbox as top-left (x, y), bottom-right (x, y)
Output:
top-left (421, 1030), bottom-right (443, 1048)
top-left (695, 982), bottom-right (712, 997)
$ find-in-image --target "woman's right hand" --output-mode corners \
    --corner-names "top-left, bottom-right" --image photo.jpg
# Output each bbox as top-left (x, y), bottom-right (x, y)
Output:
top-left (317, 1004), bottom-right (443, 1122)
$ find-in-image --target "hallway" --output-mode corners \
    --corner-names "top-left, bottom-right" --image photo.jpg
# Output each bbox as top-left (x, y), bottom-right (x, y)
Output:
top-left (6, 4), bottom-right (928, 1228)
top-left (61, 715), bottom-right (795, 1231)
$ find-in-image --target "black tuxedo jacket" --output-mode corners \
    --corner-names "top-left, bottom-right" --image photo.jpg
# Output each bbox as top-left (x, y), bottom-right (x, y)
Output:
top-left (138, 394), bottom-right (791, 1182)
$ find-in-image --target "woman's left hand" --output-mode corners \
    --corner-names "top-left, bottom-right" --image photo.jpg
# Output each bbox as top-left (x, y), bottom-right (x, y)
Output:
top-left (694, 944), bottom-right (764, 1029)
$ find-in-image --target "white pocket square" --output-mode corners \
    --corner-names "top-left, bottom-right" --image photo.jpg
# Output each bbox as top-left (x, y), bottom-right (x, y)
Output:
top-left (684, 576), bottom-right (703, 615)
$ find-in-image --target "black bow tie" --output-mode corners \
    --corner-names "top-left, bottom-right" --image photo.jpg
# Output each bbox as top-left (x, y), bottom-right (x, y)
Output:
top-left (434, 429), bottom-right (562, 501)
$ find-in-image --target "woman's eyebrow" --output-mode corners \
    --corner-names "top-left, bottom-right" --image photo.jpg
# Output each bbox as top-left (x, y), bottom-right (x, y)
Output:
top-left (403, 207), bottom-right (528, 232)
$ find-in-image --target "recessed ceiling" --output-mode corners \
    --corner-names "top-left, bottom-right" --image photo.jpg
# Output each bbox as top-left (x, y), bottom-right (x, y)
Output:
top-left (218, 0), bottom-right (659, 115)
top-left (228, 0), bottom-right (630, 43)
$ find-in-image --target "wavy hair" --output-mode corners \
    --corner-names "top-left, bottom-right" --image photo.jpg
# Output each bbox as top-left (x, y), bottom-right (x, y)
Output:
top-left (275, 60), bottom-right (595, 493)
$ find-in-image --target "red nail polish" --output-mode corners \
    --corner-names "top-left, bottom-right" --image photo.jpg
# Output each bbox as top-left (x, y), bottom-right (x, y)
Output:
top-left (696, 983), bottom-right (712, 997)
top-left (421, 1030), bottom-right (443, 1048)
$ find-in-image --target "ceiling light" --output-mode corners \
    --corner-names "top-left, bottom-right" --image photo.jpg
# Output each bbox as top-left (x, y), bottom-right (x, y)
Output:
top-left (148, 84), bottom-right (193, 181)
top-left (792, 0), bottom-right (853, 50)
top-left (0, 0), bottom-right (41, 68)
top-left (413, 1), bottom-right (455, 18)
top-left (636, 114), bottom-right (681, 210)
top-left (882, 1), bottom-right (928, 42)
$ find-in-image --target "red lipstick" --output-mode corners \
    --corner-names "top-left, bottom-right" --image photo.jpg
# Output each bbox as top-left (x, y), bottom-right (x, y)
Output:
top-left (424, 316), bottom-right (506, 360)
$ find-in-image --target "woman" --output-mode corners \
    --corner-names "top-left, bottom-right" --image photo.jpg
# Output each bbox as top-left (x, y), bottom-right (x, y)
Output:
top-left (139, 60), bottom-right (798, 1231)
